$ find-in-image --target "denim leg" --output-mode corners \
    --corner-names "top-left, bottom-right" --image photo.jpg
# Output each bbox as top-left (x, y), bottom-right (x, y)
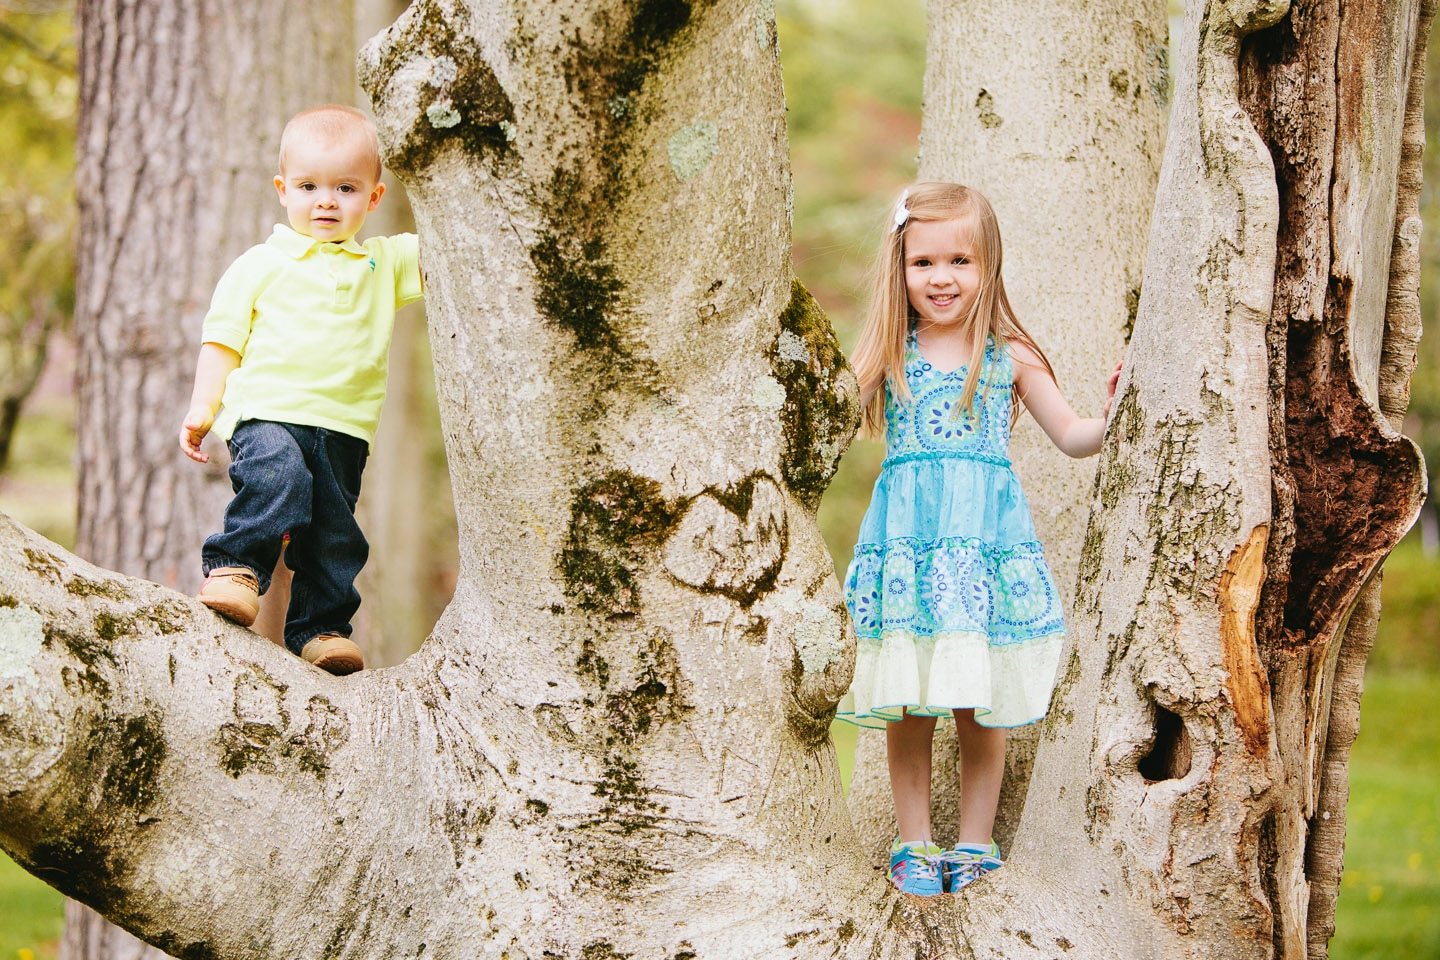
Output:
top-left (202, 420), bottom-right (313, 595)
top-left (283, 427), bottom-right (369, 653)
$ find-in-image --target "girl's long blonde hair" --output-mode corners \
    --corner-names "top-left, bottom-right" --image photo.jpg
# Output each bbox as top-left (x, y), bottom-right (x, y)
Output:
top-left (851, 182), bottom-right (1056, 437)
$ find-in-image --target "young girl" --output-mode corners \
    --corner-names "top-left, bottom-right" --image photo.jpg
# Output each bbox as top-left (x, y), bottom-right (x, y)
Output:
top-left (839, 182), bottom-right (1119, 896)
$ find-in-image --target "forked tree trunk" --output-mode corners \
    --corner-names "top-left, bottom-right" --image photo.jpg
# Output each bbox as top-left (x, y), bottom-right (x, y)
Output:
top-left (68, 0), bottom-right (355, 956)
top-left (0, 1), bottom-right (1430, 958)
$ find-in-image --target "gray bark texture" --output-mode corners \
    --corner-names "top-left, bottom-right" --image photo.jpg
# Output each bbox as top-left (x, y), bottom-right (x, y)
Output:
top-left (0, 1), bottom-right (1430, 958)
top-left (67, 0), bottom-right (356, 956)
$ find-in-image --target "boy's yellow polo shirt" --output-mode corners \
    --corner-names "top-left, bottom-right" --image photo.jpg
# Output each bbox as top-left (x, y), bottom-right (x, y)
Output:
top-left (202, 224), bottom-right (422, 450)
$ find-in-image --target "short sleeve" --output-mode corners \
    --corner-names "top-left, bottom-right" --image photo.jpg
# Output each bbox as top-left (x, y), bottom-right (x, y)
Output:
top-left (201, 246), bottom-right (270, 354)
top-left (372, 233), bottom-right (423, 307)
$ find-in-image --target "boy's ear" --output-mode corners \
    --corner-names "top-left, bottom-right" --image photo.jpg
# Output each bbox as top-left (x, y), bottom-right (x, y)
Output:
top-left (368, 182), bottom-right (386, 212)
top-left (274, 175), bottom-right (286, 202)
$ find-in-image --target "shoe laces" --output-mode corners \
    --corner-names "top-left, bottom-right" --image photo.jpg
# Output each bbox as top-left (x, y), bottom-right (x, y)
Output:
top-left (211, 569), bottom-right (258, 590)
top-left (892, 848), bottom-right (943, 886)
top-left (942, 849), bottom-right (1000, 891)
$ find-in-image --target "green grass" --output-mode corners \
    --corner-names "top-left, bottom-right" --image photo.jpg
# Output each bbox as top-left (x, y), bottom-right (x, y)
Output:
top-left (1331, 668), bottom-right (1440, 960)
top-left (0, 852), bottom-right (62, 960)
top-left (1368, 533), bottom-right (1440, 674)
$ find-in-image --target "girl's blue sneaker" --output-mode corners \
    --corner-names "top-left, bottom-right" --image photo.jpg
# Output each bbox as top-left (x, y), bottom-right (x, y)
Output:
top-left (942, 842), bottom-right (1003, 892)
top-left (889, 840), bottom-right (944, 896)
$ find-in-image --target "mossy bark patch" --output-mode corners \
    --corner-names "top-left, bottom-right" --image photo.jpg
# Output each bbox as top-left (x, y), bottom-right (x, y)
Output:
top-left (65, 575), bottom-right (133, 602)
top-left (530, 219), bottom-right (627, 358)
top-left (217, 693), bottom-right (350, 780)
top-left (600, 633), bottom-right (690, 742)
top-left (771, 280), bottom-right (860, 507)
top-left (559, 471), bottom-right (682, 617)
top-left (144, 933), bottom-right (222, 960)
top-left (527, 1), bottom-right (713, 404)
top-left (20, 709), bottom-right (167, 915)
top-left (360, 0), bottom-right (514, 174)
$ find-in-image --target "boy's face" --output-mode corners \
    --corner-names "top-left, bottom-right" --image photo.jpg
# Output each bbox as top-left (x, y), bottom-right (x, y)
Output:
top-left (274, 136), bottom-right (384, 244)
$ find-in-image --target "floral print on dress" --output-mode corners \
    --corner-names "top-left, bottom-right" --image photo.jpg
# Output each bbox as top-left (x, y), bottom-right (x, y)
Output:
top-left (849, 537), bottom-right (1060, 645)
top-left (885, 334), bottom-right (1012, 466)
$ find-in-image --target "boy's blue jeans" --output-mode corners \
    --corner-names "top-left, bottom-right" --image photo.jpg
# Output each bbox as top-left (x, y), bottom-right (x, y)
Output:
top-left (202, 419), bottom-right (369, 655)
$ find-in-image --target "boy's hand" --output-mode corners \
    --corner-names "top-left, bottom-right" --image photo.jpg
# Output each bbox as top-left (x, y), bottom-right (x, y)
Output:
top-left (180, 405), bottom-right (215, 463)
top-left (1102, 362), bottom-right (1123, 419)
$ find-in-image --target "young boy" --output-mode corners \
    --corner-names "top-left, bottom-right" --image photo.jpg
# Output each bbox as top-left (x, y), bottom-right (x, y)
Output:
top-left (179, 104), bottom-right (423, 675)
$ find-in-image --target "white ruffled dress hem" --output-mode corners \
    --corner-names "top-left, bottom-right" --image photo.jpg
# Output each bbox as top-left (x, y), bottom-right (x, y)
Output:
top-left (837, 628), bottom-right (1066, 729)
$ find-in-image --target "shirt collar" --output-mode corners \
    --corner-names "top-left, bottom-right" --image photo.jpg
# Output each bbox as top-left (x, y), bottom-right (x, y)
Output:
top-left (267, 223), bottom-right (367, 258)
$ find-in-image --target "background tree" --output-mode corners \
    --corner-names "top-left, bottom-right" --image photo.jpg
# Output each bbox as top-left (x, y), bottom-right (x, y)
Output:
top-left (66, 0), bottom-right (356, 956)
top-left (0, 1), bottom-right (1432, 958)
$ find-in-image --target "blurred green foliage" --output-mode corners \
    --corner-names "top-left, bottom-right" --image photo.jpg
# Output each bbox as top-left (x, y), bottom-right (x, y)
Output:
top-left (0, 1), bottom-right (74, 470)
top-left (777, 0), bottom-right (923, 582)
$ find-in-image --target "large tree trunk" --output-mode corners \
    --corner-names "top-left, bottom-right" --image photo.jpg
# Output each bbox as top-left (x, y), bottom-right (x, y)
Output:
top-left (68, 0), bottom-right (355, 956)
top-left (350, 0), bottom-right (459, 670)
top-left (976, 0), bottom-right (1429, 957)
top-left (846, 0), bottom-right (1168, 856)
top-left (0, 1), bottom-right (1429, 957)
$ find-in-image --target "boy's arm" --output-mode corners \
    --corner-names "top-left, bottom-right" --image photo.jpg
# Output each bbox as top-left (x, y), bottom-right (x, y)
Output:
top-left (179, 342), bottom-right (241, 463)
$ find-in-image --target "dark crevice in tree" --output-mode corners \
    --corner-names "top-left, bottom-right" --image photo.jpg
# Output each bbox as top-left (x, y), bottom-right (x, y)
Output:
top-left (1240, 0), bottom-right (1424, 666)
top-left (1257, 811), bottom-right (1284, 955)
top-left (1137, 703), bottom-right (1191, 783)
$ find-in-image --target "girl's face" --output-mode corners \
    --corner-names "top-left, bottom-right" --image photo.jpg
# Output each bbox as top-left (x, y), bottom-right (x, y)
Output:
top-left (903, 217), bottom-right (981, 328)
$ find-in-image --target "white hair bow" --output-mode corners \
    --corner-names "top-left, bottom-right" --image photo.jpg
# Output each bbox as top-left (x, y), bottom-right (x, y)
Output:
top-left (891, 190), bottom-right (910, 233)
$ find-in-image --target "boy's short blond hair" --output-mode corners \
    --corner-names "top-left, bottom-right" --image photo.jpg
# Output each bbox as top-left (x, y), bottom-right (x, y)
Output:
top-left (278, 105), bottom-right (382, 182)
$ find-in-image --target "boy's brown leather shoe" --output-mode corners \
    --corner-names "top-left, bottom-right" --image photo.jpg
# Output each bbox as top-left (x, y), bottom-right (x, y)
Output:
top-left (300, 633), bottom-right (365, 675)
top-left (198, 566), bottom-right (260, 627)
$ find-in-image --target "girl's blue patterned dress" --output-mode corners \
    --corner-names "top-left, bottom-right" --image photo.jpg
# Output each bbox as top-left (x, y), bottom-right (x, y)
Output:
top-left (839, 332), bottom-right (1066, 728)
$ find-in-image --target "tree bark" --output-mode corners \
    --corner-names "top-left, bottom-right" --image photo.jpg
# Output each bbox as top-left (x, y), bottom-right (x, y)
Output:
top-left (68, 0), bottom-right (355, 956)
top-left (847, 0), bottom-right (1168, 857)
top-left (0, 1), bottom-right (1429, 957)
top-left (350, 0), bottom-right (458, 670)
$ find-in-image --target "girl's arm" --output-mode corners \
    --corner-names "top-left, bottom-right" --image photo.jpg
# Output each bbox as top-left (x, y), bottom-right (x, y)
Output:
top-left (179, 342), bottom-right (241, 463)
top-left (1011, 342), bottom-right (1120, 459)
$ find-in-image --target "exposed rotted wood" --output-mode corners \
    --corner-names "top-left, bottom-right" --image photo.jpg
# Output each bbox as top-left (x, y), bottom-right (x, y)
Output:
top-left (1304, 2), bottom-right (1437, 955)
top-left (1238, 2), bottom-right (1430, 957)
top-left (1219, 524), bottom-right (1272, 756)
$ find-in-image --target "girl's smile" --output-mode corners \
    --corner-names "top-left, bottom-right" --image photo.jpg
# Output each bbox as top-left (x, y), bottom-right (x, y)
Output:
top-left (903, 217), bottom-right (980, 326)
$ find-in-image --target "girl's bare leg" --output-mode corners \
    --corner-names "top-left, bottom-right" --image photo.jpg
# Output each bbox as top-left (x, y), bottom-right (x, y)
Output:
top-left (887, 711), bottom-right (939, 843)
top-left (953, 708), bottom-right (1006, 845)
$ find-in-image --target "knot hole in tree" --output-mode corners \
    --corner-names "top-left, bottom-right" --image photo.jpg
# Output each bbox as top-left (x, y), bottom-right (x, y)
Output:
top-left (1138, 703), bottom-right (1192, 783)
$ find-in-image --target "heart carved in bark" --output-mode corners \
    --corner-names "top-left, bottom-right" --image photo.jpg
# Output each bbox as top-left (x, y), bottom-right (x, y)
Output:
top-left (661, 475), bottom-right (787, 602)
